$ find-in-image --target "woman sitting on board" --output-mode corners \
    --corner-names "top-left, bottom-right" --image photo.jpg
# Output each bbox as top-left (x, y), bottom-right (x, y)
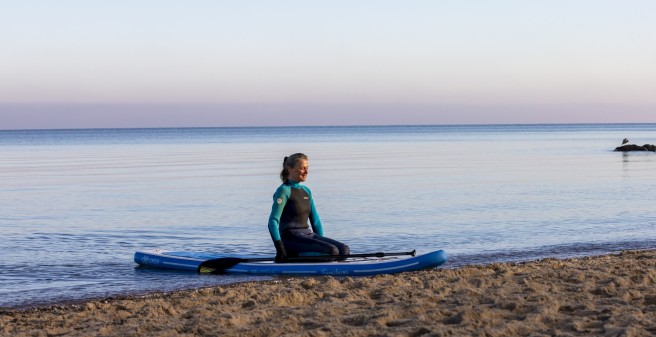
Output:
top-left (268, 153), bottom-right (350, 262)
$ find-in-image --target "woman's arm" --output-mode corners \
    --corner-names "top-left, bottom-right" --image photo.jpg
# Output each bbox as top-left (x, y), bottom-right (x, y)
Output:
top-left (304, 186), bottom-right (324, 236)
top-left (267, 186), bottom-right (289, 241)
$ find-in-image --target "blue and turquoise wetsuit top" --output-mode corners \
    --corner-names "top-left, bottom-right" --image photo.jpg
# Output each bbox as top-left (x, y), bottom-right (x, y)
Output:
top-left (268, 180), bottom-right (324, 242)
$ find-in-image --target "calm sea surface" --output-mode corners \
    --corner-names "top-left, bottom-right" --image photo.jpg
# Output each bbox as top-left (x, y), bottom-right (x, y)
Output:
top-left (1, 124), bottom-right (655, 308)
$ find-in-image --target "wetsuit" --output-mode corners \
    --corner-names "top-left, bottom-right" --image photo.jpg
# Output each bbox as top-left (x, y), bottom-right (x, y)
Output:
top-left (268, 180), bottom-right (349, 258)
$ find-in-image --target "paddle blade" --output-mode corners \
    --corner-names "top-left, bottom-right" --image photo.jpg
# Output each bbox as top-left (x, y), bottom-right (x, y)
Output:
top-left (198, 257), bottom-right (245, 274)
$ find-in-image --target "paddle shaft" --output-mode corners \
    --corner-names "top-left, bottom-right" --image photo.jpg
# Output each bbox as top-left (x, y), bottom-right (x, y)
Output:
top-left (297, 249), bottom-right (417, 260)
top-left (234, 249), bottom-right (416, 262)
top-left (198, 249), bottom-right (417, 273)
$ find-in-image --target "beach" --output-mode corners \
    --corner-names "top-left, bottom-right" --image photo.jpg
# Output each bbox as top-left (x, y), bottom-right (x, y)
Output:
top-left (2, 250), bottom-right (655, 337)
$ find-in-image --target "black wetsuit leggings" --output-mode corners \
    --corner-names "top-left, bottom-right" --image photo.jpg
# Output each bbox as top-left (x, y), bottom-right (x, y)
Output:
top-left (282, 228), bottom-right (350, 258)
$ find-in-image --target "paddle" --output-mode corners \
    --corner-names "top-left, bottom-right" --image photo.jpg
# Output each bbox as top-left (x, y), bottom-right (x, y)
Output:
top-left (198, 249), bottom-right (417, 274)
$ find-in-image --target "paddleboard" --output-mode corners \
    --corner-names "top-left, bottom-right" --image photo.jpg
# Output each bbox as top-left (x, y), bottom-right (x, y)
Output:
top-left (134, 249), bottom-right (447, 276)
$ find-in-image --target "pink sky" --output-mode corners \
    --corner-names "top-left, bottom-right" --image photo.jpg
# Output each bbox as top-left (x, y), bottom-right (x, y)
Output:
top-left (1, 2), bottom-right (654, 129)
top-left (1, 103), bottom-right (653, 130)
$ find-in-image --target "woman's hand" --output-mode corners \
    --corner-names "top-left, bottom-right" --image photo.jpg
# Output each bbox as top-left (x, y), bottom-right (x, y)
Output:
top-left (274, 240), bottom-right (287, 263)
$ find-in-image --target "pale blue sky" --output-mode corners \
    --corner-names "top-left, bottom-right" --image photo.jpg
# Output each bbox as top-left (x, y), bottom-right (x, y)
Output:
top-left (1, 1), bottom-right (655, 129)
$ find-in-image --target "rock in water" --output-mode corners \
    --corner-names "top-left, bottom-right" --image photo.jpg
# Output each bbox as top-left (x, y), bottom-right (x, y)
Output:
top-left (614, 144), bottom-right (656, 152)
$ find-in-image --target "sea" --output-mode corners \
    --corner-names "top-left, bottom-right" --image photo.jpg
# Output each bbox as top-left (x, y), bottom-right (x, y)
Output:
top-left (1, 124), bottom-right (655, 309)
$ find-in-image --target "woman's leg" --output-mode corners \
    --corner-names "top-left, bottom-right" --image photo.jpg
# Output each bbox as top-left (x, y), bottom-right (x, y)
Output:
top-left (312, 235), bottom-right (350, 256)
top-left (282, 229), bottom-right (349, 257)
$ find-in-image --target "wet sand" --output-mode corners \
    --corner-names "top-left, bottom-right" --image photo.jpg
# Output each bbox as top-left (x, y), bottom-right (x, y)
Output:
top-left (2, 250), bottom-right (655, 337)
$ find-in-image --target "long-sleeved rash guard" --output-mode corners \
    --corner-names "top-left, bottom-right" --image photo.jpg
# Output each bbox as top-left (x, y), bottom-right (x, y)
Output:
top-left (268, 180), bottom-right (324, 242)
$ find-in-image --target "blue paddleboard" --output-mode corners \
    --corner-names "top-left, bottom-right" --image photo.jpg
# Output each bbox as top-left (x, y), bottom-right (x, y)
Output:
top-left (134, 249), bottom-right (447, 276)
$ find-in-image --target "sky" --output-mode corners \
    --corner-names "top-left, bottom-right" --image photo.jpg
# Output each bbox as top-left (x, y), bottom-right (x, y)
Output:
top-left (1, 1), bottom-right (655, 129)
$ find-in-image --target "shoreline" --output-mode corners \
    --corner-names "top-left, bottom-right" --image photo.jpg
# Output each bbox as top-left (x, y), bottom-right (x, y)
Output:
top-left (3, 250), bottom-right (656, 336)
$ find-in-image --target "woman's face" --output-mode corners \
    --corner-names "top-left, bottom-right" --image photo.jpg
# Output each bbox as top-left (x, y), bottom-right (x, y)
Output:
top-left (288, 159), bottom-right (309, 182)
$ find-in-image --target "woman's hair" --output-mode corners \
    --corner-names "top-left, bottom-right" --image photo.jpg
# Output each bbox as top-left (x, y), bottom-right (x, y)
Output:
top-left (280, 153), bottom-right (308, 182)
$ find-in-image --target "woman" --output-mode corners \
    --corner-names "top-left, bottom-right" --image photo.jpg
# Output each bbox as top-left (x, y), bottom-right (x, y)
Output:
top-left (267, 153), bottom-right (350, 262)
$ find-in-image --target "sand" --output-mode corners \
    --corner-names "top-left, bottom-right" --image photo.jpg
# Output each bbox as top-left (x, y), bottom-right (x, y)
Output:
top-left (2, 250), bottom-right (656, 337)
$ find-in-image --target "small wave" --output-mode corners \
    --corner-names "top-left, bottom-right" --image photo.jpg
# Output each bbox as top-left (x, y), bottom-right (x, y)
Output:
top-left (446, 239), bottom-right (656, 267)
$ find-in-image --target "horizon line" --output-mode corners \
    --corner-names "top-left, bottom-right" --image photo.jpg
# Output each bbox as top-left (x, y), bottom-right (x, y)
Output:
top-left (2, 122), bottom-right (655, 132)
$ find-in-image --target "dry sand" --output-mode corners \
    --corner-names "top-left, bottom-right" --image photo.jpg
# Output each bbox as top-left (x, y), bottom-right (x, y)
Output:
top-left (2, 250), bottom-right (656, 337)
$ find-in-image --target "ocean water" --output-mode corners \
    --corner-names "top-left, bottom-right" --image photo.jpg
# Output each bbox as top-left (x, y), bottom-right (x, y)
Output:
top-left (1, 124), bottom-right (655, 308)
